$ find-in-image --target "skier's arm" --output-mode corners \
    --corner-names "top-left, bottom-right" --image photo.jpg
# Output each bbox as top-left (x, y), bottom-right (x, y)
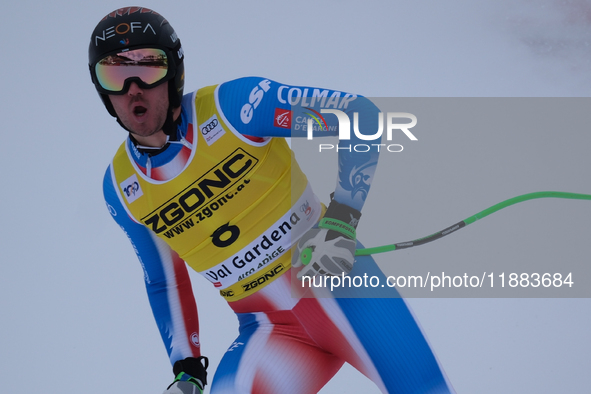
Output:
top-left (217, 76), bottom-right (381, 211)
top-left (218, 77), bottom-right (381, 277)
top-left (103, 167), bottom-right (202, 364)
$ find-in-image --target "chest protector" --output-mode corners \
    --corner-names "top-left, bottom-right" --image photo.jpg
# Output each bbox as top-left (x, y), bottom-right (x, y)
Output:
top-left (111, 85), bottom-right (321, 300)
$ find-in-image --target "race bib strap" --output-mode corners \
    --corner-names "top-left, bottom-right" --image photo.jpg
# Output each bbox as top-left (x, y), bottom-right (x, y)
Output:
top-left (219, 259), bottom-right (289, 301)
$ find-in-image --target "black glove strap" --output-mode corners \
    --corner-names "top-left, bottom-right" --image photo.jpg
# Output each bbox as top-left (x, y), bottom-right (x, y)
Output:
top-left (173, 356), bottom-right (209, 386)
top-left (322, 197), bottom-right (362, 240)
top-left (324, 197), bottom-right (362, 229)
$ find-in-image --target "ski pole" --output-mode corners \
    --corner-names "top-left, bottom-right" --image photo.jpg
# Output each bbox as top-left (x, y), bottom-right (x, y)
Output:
top-left (355, 191), bottom-right (591, 256)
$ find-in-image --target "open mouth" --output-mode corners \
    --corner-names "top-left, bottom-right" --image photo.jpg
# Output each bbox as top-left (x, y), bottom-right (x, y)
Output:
top-left (133, 106), bottom-right (147, 117)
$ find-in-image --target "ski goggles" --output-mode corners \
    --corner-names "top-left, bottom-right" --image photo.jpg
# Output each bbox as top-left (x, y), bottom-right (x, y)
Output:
top-left (92, 48), bottom-right (172, 94)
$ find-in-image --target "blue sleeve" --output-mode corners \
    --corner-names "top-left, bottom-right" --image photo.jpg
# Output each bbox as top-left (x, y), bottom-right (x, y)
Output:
top-left (103, 167), bottom-right (201, 364)
top-left (218, 76), bottom-right (381, 211)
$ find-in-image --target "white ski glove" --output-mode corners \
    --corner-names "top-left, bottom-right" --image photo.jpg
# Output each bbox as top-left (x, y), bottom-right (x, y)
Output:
top-left (292, 198), bottom-right (361, 279)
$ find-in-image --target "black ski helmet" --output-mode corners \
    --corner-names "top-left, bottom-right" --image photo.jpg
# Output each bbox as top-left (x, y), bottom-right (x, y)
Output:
top-left (88, 7), bottom-right (184, 118)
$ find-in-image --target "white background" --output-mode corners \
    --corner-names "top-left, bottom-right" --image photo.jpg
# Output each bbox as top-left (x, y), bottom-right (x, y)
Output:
top-left (1, 1), bottom-right (590, 393)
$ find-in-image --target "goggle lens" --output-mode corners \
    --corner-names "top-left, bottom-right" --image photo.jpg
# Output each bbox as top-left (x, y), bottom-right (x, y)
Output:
top-left (95, 48), bottom-right (169, 92)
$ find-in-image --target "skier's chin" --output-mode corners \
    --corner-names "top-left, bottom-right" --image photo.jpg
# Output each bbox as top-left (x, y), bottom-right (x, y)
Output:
top-left (130, 127), bottom-right (162, 140)
top-left (125, 117), bottom-right (164, 139)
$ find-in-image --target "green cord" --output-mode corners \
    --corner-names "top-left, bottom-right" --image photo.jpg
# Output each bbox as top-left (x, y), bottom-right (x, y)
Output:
top-left (355, 191), bottom-right (591, 256)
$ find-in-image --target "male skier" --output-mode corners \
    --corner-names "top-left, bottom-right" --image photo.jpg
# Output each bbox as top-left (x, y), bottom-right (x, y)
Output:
top-left (89, 6), bottom-right (454, 394)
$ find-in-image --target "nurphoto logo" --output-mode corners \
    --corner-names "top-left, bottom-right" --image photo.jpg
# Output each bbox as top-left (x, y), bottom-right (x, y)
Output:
top-left (292, 100), bottom-right (418, 153)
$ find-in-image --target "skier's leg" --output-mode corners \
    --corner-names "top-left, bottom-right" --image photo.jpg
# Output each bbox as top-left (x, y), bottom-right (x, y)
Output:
top-left (210, 310), bottom-right (343, 394)
top-left (295, 250), bottom-right (455, 394)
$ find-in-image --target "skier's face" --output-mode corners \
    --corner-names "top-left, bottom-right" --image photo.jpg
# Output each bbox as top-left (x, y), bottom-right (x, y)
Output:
top-left (109, 81), bottom-right (170, 142)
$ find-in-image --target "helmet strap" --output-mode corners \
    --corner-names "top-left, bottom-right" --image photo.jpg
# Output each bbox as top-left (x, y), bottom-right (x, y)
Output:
top-left (162, 106), bottom-right (182, 137)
